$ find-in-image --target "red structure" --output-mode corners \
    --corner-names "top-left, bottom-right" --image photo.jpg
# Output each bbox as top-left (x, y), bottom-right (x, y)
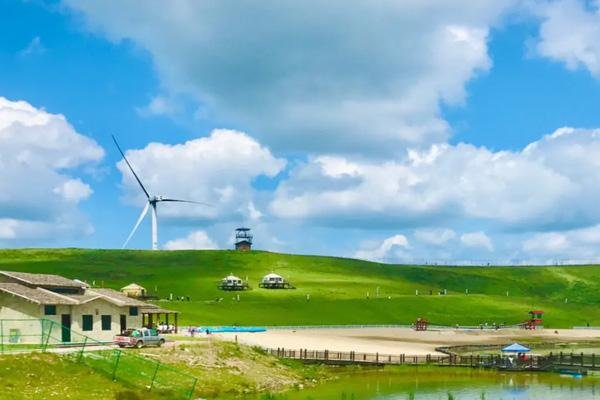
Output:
top-left (414, 317), bottom-right (429, 331)
top-left (522, 310), bottom-right (544, 330)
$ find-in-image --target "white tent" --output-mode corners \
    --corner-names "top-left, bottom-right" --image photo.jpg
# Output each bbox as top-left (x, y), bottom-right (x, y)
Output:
top-left (218, 274), bottom-right (248, 291)
top-left (259, 272), bottom-right (293, 289)
top-left (222, 275), bottom-right (243, 285)
top-left (262, 273), bottom-right (284, 283)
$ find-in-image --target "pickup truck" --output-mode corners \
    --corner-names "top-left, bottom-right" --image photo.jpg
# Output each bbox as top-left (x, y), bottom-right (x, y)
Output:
top-left (114, 328), bottom-right (165, 348)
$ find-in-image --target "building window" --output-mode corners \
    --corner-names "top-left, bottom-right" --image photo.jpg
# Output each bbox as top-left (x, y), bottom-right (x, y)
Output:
top-left (82, 315), bottom-right (93, 331)
top-left (44, 305), bottom-right (56, 315)
top-left (129, 306), bottom-right (138, 316)
top-left (101, 315), bottom-right (112, 331)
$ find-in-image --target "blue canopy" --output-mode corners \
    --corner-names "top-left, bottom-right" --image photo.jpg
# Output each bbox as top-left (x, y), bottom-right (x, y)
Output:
top-left (501, 343), bottom-right (531, 353)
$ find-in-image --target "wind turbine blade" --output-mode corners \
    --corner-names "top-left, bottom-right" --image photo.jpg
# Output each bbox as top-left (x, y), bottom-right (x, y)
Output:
top-left (122, 202), bottom-right (150, 249)
top-left (160, 198), bottom-right (213, 207)
top-left (112, 135), bottom-right (151, 199)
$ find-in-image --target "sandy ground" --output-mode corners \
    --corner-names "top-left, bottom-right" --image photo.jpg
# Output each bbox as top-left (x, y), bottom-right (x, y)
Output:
top-left (212, 328), bottom-right (600, 356)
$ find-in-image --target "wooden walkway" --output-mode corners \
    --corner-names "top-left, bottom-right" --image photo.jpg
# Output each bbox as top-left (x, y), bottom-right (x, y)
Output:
top-left (267, 348), bottom-right (600, 372)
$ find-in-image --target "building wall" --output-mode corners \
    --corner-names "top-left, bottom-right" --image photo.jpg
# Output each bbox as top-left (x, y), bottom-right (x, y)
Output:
top-left (0, 292), bottom-right (47, 344)
top-left (70, 298), bottom-right (142, 342)
top-left (0, 293), bottom-right (143, 344)
top-left (235, 242), bottom-right (251, 251)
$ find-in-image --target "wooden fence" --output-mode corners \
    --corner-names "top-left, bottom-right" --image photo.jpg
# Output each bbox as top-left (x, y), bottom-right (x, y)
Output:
top-left (267, 348), bottom-right (600, 372)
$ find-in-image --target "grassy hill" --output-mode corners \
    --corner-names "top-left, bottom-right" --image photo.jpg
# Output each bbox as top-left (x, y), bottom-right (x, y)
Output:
top-left (1, 248), bottom-right (599, 328)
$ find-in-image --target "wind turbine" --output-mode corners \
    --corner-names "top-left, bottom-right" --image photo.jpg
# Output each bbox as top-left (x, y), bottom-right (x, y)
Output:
top-left (113, 135), bottom-right (211, 250)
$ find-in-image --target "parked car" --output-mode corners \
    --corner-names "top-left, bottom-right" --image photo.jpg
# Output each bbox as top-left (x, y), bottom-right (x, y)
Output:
top-left (114, 328), bottom-right (165, 348)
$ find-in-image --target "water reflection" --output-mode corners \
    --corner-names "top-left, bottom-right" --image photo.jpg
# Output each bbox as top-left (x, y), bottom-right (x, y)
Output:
top-left (261, 369), bottom-right (600, 400)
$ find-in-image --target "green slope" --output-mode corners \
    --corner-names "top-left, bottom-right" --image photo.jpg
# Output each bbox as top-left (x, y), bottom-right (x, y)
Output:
top-left (0, 353), bottom-right (166, 399)
top-left (0, 248), bottom-right (599, 327)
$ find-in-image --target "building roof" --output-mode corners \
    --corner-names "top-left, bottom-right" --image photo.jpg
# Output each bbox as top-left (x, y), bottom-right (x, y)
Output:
top-left (88, 288), bottom-right (149, 307)
top-left (62, 293), bottom-right (104, 304)
top-left (0, 271), bottom-right (158, 311)
top-left (0, 271), bottom-right (85, 289)
top-left (121, 283), bottom-right (146, 291)
top-left (0, 283), bottom-right (150, 307)
top-left (263, 272), bottom-right (284, 280)
top-left (0, 283), bottom-right (78, 305)
top-left (140, 305), bottom-right (179, 314)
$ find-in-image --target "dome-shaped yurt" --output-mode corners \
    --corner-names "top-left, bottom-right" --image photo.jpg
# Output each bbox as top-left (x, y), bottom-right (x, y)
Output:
top-left (259, 272), bottom-right (294, 289)
top-left (121, 283), bottom-right (146, 298)
top-left (218, 274), bottom-right (249, 291)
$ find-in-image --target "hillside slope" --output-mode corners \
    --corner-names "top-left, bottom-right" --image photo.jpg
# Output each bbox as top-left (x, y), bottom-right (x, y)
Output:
top-left (0, 249), bottom-right (599, 327)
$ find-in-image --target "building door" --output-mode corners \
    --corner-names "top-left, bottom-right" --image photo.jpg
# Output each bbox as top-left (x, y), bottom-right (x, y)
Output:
top-left (120, 314), bottom-right (127, 333)
top-left (61, 314), bottom-right (71, 342)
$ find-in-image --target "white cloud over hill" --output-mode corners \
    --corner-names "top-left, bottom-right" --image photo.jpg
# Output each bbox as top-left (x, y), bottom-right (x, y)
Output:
top-left (460, 231), bottom-right (494, 252)
top-left (109, 125), bottom-right (600, 263)
top-left (164, 230), bottom-right (218, 250)
top-left (270, 128), bottom-right (600, 231)
top-left (354, 234), bottom-right (410, 262)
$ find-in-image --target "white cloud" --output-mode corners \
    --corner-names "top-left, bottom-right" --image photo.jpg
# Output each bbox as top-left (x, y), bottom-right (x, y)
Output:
top-left (163, 230), bottom-right (218, 250)
top-left (534, 0), bottom-right (600, 76)
top-left (117, 129), bottom-right (285, 222)
top-left (355, 234), bottom-right (409, 262)
top-left (244, 202), bottom-right (263, 222)
top-left (415, 228), bottom-right (457, 245)
top-left (523, 231), bottom-right (569, 254)
top-left (53, 179), bottom-right (93, 203)
top-left (63, 0), bottom-right (517, 155)
top-left (0, 97), bottom-right (103, 242)
top-left (518, 224), bottom-right (600, 264)
top-left (270, 128), bottom-right (600, 230)
top-left (460, 231), bottom-right (493, 252)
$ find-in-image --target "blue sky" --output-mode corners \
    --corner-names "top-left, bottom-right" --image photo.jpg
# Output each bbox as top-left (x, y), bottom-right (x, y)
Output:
top-left (3, 0), bottom-right (600, 264)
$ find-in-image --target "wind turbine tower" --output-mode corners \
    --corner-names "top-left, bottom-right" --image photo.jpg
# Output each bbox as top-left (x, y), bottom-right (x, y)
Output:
top-left (113, 136), bottom-right (211, 250)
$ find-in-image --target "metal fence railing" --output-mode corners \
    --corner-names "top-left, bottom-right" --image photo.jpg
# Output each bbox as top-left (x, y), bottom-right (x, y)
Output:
top-left (0, 319), bottom-right (197, 399)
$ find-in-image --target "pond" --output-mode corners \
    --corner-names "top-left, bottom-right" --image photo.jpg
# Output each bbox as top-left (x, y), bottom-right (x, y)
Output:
top-left (260, 368), bottom-right (600, 399)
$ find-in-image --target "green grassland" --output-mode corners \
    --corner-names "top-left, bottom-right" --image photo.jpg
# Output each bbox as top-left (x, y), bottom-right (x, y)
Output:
top-left (0, 352), bottom-right (165, 400)
top-left (141, 340), bottom-right (328, 398)
top-left (0, 341), bottom-right (327, 399)
top-left (1, 248), bottom-right (600, 327)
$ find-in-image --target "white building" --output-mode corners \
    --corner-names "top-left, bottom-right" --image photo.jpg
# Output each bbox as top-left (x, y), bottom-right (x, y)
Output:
top-left (259, 272), bottom-right (293, 289)
top-left (218, 274), bottom-right (249, 291)
top-left (0, 271), bottom-right (176, 343)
